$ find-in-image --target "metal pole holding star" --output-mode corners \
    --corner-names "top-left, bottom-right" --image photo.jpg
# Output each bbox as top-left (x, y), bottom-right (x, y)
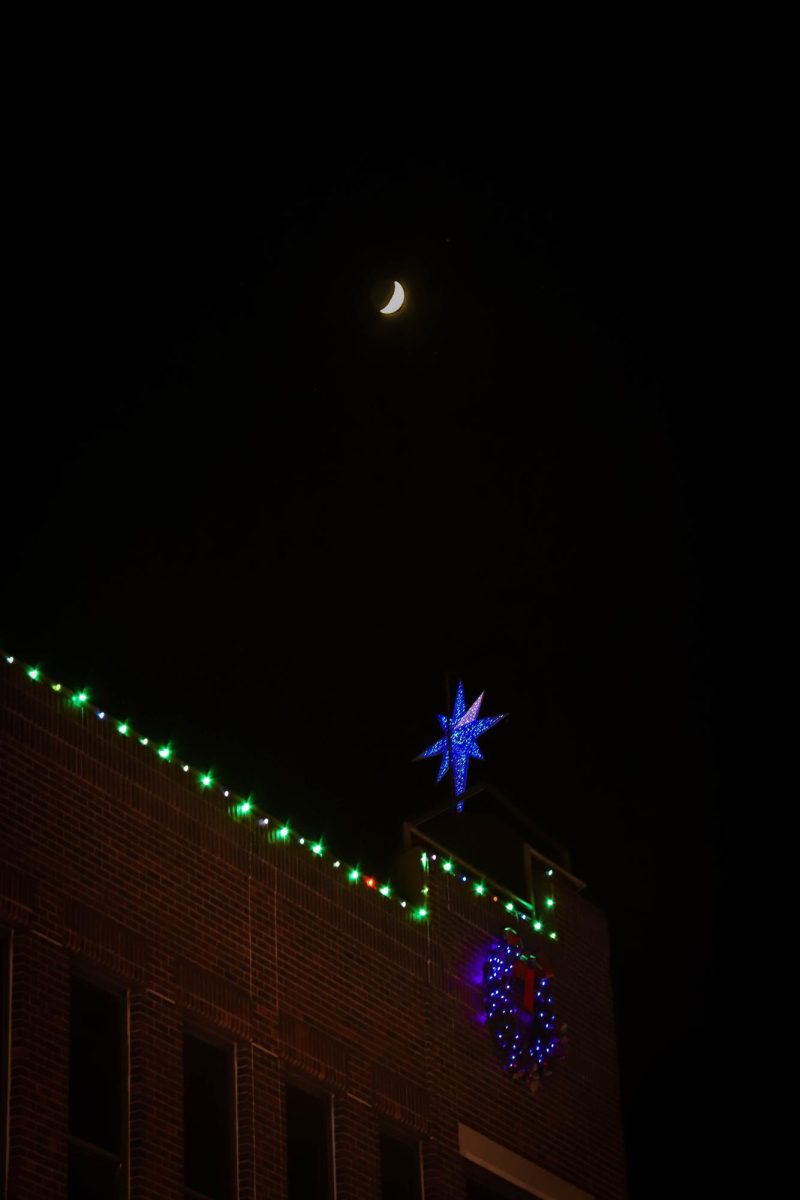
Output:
top-left (416, 680), bottom-right (507, 812)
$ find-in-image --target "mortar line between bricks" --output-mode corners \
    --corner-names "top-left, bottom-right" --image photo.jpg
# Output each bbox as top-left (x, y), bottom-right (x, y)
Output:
top-left (251, 1041), bottom-right (279, 1059)
top-left (29, 929), bottom-right (63, 947)
top-left (146, 987), bottom-right (176, 1005)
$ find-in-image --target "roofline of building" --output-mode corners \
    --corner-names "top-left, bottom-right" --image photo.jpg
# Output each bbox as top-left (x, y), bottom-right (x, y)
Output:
top-left (405, 781), bottom-right (580, 880)
top-left (402, 821), bottom-right (587, 894)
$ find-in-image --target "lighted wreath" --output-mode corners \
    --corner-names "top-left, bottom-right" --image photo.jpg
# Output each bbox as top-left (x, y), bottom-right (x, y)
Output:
top-left (483, 930), bottom-right (567, 1092)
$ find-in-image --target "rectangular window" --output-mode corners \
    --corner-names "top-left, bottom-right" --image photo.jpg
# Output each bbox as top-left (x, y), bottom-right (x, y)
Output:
top-left (1, 932), bottom-right (9, 1200)
top-left (68, 974), bottom-right (125, 1200)
top-left (466, 1176), bottom-right (537, 1199)
top-left (380, 1129), bottom-right (422, 1200)
top-left (466, 1164), bottom-right (546, 1199)
top-left (183, 1033), bottom-right (233, 1200)
top-left (285, 1083), bottom-right (333, 1199)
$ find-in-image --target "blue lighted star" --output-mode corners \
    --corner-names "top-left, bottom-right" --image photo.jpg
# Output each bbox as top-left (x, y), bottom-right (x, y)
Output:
top-left (417, 682), bottom-right (506, 801)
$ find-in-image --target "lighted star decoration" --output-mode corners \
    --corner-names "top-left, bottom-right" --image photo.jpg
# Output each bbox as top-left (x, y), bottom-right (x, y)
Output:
top-left (417, 682), bottom-right (507, 807)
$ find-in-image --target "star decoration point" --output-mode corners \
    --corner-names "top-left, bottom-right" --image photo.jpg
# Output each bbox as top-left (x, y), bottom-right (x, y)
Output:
top-left (417, 682), bottom-right (506, 799)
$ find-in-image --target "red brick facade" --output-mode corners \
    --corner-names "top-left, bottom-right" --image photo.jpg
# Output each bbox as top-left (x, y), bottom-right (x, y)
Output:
top-left (0, 662), bottom-right (626, 1199)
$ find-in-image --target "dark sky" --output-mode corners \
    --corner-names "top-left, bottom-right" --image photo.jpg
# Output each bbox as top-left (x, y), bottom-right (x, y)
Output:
top-left (3, 127), bottom-right (727, 1196)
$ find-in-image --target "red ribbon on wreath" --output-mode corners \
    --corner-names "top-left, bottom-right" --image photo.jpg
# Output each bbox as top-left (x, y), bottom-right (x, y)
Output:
top-left (511, 959), bottom-right (536, 1012)
top-left (504, 926), bottom-right (555, 1014)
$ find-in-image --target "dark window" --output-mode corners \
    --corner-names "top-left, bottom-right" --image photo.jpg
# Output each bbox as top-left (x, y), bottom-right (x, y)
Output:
top-left (68, 1148), bottom-right (122, 1200)
top-left (285, 1083), bottom-right (332, 1199)
top-left (183, 1033), bottom-right (233, 1200)
top-left (466, 1163), bottom-right (543, 1199)
top-left (1, 933), bottom-right (9, 1200)
top-left (380, 1129), bottom-right (421, 1200)
top-left (68, 975), bottom-right (125, 1200)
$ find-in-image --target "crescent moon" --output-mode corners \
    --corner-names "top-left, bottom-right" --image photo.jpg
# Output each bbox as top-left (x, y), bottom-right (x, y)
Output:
top-left (379, 280), bottom-right (405, 315)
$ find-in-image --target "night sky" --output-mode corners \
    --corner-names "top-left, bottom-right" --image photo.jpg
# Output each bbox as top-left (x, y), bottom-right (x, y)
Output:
top-left (3, 130), bottom-right (728, 1196)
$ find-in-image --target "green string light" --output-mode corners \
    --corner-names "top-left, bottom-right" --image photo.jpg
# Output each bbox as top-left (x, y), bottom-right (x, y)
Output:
top-left (4, 651), bottom-right (562, 939)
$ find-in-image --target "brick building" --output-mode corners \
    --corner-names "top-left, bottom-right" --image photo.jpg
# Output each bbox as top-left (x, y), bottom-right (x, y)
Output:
top-left (0, 654), bottom-right (626, 1200)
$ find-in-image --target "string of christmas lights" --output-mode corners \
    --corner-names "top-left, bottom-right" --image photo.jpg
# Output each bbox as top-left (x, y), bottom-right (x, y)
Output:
top-left (1, 650), bottom-right (558, 937)
top-left (418, 849), bottom-right (558, 939)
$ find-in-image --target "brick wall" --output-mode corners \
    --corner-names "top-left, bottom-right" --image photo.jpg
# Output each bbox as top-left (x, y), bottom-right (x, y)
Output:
top-left (0, 665), bottom-right (626, 1199)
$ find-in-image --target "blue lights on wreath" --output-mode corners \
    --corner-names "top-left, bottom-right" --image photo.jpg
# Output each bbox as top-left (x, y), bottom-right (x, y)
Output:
top-left (483, 932), bottom-right (567, 1092)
